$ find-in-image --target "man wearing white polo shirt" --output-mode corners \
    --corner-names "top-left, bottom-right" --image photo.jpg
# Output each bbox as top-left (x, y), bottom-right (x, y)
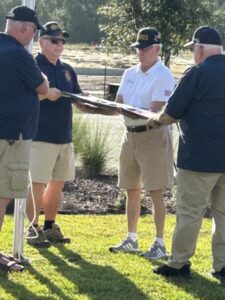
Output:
top-left (109, 27), bottom-right (175, 259)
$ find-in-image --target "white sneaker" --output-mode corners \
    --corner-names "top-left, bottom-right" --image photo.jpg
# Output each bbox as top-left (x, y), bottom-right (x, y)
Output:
top-left (140, 241), bottom-right (168, 260)
top-left (109, 237), bottom-right (140, 253)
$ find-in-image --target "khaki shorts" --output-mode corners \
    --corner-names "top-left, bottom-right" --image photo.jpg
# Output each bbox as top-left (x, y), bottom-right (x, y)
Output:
top-left (0, 138), bottom-right (32, 199)
top-left (29, 142), bottom-right (75, 184)
top-left (118, 126), bottom-right (174, 191)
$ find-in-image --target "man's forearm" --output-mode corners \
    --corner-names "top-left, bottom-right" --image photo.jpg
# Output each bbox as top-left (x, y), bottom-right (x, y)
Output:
top-left (149, 111), bottom-right (177, 127)
top-left (158, 112), bottom-right (177, 125)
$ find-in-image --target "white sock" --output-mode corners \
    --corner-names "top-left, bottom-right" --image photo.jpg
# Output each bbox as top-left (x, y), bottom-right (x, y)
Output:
top-left (155, 237), bottom-right (165, 247)
top-left (127, 232), bottom-right (137, 242)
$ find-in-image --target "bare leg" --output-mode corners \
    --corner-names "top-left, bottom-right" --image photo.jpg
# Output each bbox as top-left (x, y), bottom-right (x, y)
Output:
top-left (126, 189), bottom-right (141, 232)
top-left (0, 198), bottom-right (11, 231)
top-left (149, 190), bottom-right (165, 238)
top-left (43, 180), bottom-right (65, 221)
top-left (26, 183), bottom-right (46, 224)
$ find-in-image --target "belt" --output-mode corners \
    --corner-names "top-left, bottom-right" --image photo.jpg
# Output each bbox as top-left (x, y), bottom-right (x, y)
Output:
top-left (126, 125), bottom-right (153, 133)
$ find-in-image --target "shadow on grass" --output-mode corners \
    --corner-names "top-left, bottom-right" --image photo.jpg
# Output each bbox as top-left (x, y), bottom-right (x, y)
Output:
top-left (37, 245), bottom-right (149, 300)
top-left (27, 262), bottom-right (72, 300)
top-left (0, 259), bottom-right (78, 300)
top-left (0, 270), bottom-right (54, 300)
top-left (149, 260), bottom-right (225, 300)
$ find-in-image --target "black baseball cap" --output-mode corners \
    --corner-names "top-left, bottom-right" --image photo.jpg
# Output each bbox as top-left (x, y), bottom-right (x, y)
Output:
top-left (6, 5), bottom-right (42, 29)
top-left (39, 22), bottom-right (69, 38)
top-left (184, 25), bottom-right (222, 47)
top-left (130, 27), bottom-right (161, 49)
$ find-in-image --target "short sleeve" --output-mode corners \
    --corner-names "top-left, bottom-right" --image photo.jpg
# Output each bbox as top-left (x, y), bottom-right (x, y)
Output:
top-left (63, 64), bottom-right (82, 94)
top-left (151, 71), bottom-right (175, 102)
top-left (117, 69), bottom-right (129, 96)
top-left (165, 66), bottom-right (200, 119)
top-left (13, 48), bottom-right (44, 90)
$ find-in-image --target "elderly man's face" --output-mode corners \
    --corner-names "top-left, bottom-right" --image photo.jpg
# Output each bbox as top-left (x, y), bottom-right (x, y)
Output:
top-left (39, 33), bottom-right (65, 61)
top-left (191, 43), bottom-right (204, 64)
top-left (136, 45), bottom-right (159, 65)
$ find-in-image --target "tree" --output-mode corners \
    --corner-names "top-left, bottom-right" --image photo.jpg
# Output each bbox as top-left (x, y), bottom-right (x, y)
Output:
top-left (98, 0), bottom-right (212, 65)
top-left (0, 0), bottom-right (21, 31)
top-left (36, 0), bottom-right (106, 43)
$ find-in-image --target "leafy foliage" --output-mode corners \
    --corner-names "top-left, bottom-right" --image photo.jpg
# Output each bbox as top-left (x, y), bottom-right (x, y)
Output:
top-left (1, 0), bottom-right (225, 49)
top-left (0, 0), bottom-right (106, 43)
top-left (98, 0), bottom-right (223, 64)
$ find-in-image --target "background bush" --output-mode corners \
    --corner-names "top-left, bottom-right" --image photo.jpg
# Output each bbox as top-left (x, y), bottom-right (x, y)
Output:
top-left (73, 110), bottom-right (115, 178)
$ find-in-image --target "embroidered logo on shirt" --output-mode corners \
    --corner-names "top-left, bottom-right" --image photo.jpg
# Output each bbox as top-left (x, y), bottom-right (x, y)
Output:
top-left (164, 90), bottom-right (172, 96)
top-left (64, 70), bottom-right (72, 82)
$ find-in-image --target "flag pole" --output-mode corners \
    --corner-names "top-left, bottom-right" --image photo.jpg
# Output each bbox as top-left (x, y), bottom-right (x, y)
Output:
top-left (13, 0), bottom-right (36, 260)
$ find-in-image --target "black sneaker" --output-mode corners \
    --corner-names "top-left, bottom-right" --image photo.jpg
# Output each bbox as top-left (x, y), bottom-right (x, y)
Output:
top-left (153, 264), bottom-right (191, 277)
top-left (211, 267), bottom-right (225, 283)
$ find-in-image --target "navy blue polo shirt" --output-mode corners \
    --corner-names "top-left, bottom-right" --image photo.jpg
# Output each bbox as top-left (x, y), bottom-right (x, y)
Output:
top-left (165, 54), bottom-right (225, 172)
top-left (0, 33), bottom-right (44, 140)
top-left (34, 53), bottom-right (81, 144)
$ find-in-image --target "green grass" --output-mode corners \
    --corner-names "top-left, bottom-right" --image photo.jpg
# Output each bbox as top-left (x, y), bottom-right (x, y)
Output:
top-left (0, 215), bottom-right (224, 299)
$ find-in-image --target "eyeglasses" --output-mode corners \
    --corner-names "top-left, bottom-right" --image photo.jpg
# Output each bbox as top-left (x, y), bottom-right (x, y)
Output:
top-left (42, 38), bottom-right (66, 45)
top-left (189, 43), bottom-right (202, 52)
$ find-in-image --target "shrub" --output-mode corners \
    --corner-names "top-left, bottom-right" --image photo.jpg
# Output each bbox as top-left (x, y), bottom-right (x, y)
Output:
top-left (72, 108), bottom-right (89, 154)
top-left (73, 110), bottom-right (114, 178)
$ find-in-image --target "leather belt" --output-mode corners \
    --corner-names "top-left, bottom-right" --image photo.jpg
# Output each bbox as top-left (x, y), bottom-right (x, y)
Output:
top-left (126, 125), bottom-right (153, 133)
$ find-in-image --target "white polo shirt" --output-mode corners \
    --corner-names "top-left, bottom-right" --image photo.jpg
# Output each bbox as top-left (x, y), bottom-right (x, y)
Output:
top-left (117, 59), bottom-right (175, 126)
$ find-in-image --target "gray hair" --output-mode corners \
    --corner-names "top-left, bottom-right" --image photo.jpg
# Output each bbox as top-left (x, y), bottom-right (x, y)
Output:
top-left (5, 19), bottom-right (23, 32)
top-left (196, 43), bottom-right (223, 53)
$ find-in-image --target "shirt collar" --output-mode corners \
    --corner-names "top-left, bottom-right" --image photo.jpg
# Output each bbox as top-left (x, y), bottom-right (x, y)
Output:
top-left (0, 33), bottom-right (23, 47)
top-left (36, 52), bottom-right (61, 67)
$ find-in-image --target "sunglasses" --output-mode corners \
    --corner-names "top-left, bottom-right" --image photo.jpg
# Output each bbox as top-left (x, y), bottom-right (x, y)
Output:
top-left (42, 38), bottom-right (66, 45)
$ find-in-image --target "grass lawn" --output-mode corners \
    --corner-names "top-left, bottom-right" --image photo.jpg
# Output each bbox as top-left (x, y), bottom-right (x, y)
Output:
top-left (0, 214), bottom-right (224, 299)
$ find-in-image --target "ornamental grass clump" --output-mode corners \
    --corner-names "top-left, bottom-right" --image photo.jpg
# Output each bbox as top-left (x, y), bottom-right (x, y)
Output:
top-left (73, 110), bottom-right (114, 178)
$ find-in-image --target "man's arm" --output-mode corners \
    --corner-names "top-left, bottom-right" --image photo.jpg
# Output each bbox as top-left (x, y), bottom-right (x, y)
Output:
top-left (39, 87), bottom-right (62, 101)
top-left (148, 109), bottom-right (177, 127)
top-left (149, 100), bottom-right (166, 113)
top-left (35, 73), bottom-right (49, 95)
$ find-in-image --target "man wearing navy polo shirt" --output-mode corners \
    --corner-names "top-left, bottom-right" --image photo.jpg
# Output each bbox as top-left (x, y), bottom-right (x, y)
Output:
top-left (149, 26), bottom-right (225, 283)
top-left (26, 22), bottom-right (82, 247)
top-left (0, 6), bottom-right (48, 271)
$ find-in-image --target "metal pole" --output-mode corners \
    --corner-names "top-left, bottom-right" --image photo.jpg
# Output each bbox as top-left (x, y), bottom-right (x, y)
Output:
top-left (13, 0), bottom-right (36, 260)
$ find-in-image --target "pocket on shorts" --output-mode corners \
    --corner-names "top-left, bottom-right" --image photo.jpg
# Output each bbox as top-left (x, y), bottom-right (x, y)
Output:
top-left (7, 163), bottom-right (29, 191)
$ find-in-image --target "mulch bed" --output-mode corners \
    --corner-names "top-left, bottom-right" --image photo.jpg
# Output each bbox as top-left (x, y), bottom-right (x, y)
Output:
top-left (61, 174), bottom-right (177, 215)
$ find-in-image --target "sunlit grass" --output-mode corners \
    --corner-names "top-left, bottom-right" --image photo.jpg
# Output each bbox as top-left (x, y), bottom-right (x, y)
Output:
top-left (0, 215), bottom-right (224, 299)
